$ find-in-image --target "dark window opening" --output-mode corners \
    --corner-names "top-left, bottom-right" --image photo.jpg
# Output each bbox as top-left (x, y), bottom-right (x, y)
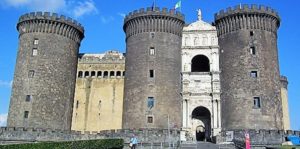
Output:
top-left (78, 71), bottom-right (83, 78)
top-left (91, 71), bottom-right (96, 77)
top-left (103, 71), bottom-right (108, 78)
top-left (191, 55), bottom-right (210, 72)
top-left (250, 46), bottom-right (256, 55)
top-left (24, 111), bottom-right (29, 118)
top-left (147, 116), bottom-right (153, 123)
top-left (250, 71), bottom-right (258, 78)
top-left (123, 71), bottom-right (125, 77)
top-left (97, 71), bottom-right (102, 77)
top-left (253, 97), bottom-right (261, 108)
top-left (84, 71), bottom-right (89, 77)
top-left (110, 71), bottom-right (115, 77)
top-left (250, 31), bottom-right (254, 36)
top-left (116, 71), bottom-right (121, 77)
top-left (28, 70), bottom-right (35, 78)
top-left (25, 95), bottom-right (31, 102)
top-left (149, 70), bottom-right (154, 78)
top-left (147, 97), bottom-right (154, 109)
top-left (76, 100), bottom-right (79, 108)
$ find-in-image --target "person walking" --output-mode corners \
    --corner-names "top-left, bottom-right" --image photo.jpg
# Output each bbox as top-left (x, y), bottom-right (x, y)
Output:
top-left (129, 134), bottom-right (138, 149)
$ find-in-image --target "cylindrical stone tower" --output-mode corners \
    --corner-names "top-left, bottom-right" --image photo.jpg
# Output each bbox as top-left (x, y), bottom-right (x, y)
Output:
top-left (214, 5), bottom-right (282, 130)
top-left (7, 12), bottom-right (84, 130)
top-left (280, 76), bottom-right (290, 130)
top-left (123, 7), bottom-right (185, 129)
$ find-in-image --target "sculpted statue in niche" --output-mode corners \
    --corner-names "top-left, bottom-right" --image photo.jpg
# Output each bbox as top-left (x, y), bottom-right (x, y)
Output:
top-left (185, 37), bottom-right (189, 46)
top-left (194, 37), bottom-right (199, 46)
top-left (202, 35), bottom-right (208, 45)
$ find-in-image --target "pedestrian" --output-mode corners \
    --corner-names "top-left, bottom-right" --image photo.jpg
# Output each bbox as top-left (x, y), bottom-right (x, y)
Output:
top-left (129, 134), bottom-right (138, 149)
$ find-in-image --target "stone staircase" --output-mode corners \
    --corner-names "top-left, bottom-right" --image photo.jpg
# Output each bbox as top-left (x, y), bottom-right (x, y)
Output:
top-left (181, 141), bottom-right (236, 149)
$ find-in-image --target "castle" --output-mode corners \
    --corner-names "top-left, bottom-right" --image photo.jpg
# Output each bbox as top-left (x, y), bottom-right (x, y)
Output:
top-left (3, 4), bottom-right (293, 146)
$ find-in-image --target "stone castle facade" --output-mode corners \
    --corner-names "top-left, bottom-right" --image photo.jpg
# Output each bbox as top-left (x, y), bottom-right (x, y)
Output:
top-left (6, 4), bottom-right (291, 143)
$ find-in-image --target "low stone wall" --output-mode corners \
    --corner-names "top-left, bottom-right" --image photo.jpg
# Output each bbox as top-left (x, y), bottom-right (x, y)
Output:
top-left (0, 127), bottom-right (180, 145)
top-left (220, 129), bottom-right (300, 147)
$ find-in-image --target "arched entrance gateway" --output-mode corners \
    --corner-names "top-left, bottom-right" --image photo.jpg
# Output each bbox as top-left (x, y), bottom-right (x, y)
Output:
top-left (191, 106), bottom-right (211, 141)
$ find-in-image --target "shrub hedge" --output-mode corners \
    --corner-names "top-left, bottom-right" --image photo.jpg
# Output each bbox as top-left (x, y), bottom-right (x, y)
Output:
top-left (0, 139), bottom-right (124, 149)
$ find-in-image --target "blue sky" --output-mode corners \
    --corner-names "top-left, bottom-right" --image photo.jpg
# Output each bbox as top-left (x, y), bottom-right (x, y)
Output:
top-left (0, 0), bottom-right (299, 129)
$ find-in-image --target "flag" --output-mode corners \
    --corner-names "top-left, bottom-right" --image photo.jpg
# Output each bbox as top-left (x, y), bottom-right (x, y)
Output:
top-left (174, 0), bottom-right (181, 9)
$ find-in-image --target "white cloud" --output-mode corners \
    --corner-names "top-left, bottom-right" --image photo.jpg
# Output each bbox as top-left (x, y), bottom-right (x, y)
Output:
top-left (118, 13), bottom-right (126, 18)
top-left (100, 16), bottom-right (114, 24)
top-left (0, 113), bottom-right (7, 127)
top-left (0, 80), bottom-right (12, 88)
top-left (1, 0), bottom-right (98, 18)
top-left (73, 0), bottom-right (98, 18)
top-left (2, 0), bottom-right (30, 7)
top-left (2, 0), bottom-right (66, 12)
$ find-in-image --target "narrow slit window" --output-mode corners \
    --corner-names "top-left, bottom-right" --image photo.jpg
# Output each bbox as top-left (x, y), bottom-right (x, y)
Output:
top-left (253, 97), bottom-right (261, 108)
top-left (149, 70), bottom-right (154, 78)
top-left (149, 47), bottom-right (155, 55)
top-left (250, 46), bottom-right (256, 55)
top-left (76, 100), bottom-right (79, 109)
top-left (250, 31), bottom-right (254, 36)
top-left (24, 111), bottom-right (29, 118)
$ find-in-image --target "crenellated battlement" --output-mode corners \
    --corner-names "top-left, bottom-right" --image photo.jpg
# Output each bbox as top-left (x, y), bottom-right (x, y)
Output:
top-left (280, 75), bottom-right (288, 89)
top-left (78, 50), bottom-right (125, 64)
top-left (17, 12), bottom-right (84, 43)
top-left (215, 4), bottom-right (279, 20)
top-left (124, 7), bottom-right (184, 22)
top-left (123, 7), bottom-right (185, 38)
top-left (214, 4), bottom-right (280, 36)
top-left (0, 127), bottom-right (180, 144)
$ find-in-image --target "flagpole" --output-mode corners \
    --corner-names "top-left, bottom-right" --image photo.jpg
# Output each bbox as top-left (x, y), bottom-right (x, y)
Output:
top-left (180, 0), bottom-right (182, 12)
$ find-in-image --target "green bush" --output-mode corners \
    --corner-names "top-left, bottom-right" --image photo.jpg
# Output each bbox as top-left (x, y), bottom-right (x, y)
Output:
top-left (0, 139), bottom-right (124, 149)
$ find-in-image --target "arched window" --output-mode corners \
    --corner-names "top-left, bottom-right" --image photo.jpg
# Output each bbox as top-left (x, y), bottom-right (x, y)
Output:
top-left (84, 71), bottom-right (89, 77)
top-left (103, 71), bottom-right (108, 78)
top-left (116, 71), bottom-right (121, 77)
top-left (97, 71), bottom-right (102, 77)
top-left (78, 71), bottom-right (83, 78)
top-left (110, 71), bottom-right (115, 77)
top-left (191, 55), bottom-right (210, 72)
top-left (91, 71), bottom-right (96, 77)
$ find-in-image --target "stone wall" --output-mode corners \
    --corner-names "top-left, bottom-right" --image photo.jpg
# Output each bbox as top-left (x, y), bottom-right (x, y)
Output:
top-left (220, 129), bottom-right (300, 147)
top-left (72, 51), bottom-right (125, 132)
top-left (0, 127), bottom-right (180, 145)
